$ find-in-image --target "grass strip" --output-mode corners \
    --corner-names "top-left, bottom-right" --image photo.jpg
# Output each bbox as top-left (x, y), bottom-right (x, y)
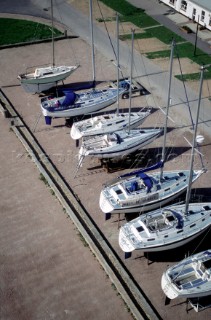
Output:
top-left (120, 25), bottom-right (184, 44)
top-left (0, 18), bottom-right (62, 45)
top-left (99, 0), bottom-right (211, 77)
top-left (99, 0), bottom-right (158, 28)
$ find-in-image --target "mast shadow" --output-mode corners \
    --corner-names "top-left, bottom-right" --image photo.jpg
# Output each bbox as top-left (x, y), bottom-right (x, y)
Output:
top-left (41, 80), bottom-right (105, 96)
top-left (103, 144), bottom-right (190, 173)
top-left (145, 229), bottom-right (211, 264)
top-left (1, 84), bottom-right (21, 88)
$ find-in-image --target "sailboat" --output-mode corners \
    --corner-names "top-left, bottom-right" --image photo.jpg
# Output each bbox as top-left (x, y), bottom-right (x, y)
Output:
top-left (99, 166), bottom-right (203, 216)
top-left (118, 64), bottom-right (211, 256)
top-left (99, 39), bottom-right (204, 217)
top-left (70, 83), bottom-right (151, 139)
top-left (40, 85), bottom-right (126, 125)
top-left (77, 29), bottom-right (162, 168)
top-left (161, 249), bottom-right (211, 300)
top-left (40, 1), bottom-right (126, 125)
top-left (70, 14), bottom-right (151, 140)
top-left (78, 128), bottom-right (162, 166)
top-left (17, 0), bottom-right (79, 93)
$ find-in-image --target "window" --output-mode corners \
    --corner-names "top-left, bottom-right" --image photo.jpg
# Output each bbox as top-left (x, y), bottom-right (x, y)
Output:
top-left (192, 8), bottom-right (196, 21)
top-left (181, 0), bottom-right (187, 12)
top-left (136, 226), bottom-right (144, 233)
top-left (169, 0), bottom-right (175, 4)
top-left (209, 16), bottom-right (211, 26)
top-left (201, 10), bottom-right (205, 22)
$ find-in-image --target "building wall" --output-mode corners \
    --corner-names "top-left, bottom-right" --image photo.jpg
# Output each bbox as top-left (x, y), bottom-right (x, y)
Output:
top-left (160, 0), bottom-right (211, 31)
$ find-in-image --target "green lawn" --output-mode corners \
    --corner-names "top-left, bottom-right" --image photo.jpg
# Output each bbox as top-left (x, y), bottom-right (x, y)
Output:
top-left (0, 18), bottom-right (62, 45)
top-left (99, 0), bottom-right (211, 80)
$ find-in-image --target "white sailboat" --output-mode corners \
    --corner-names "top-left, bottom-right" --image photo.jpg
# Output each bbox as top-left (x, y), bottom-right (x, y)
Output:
top-left (40, 0), bottom-right (125, 125)
top-left (118, 64), bottom-right (211, 257)
top-left (99, 39), bottom-right (204, 217)
top-left (70, 14), bottom-right (151, 140)
top-left (40, 85), bottom-right (126, 125)
top-left (161, 249), bottom-right (211, 300)
top-left (70, 105), bottom-right (151, 140)
top-left (78, 127), bottom-right (162, 167)
top-left (77, 29), bottom-right (162, 168)
top-left (100, 167), bottom-right (203, 216)
top-left (18, 0), bottom-right (79, 93)
top-left (119, 203), bottom-right (211, 255)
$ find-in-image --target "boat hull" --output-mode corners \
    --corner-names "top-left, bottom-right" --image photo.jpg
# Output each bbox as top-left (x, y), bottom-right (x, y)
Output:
top-left (19, 65), bottom-right (78, 93)
top-left (161, 269), bottom-right (211, 299)
top-left (70, 110), bottom-right (151, 140)
top-left (161, 250), bottom-right (211, 299)
top-left (18, 66), bottom-right (78, 84)
top-left (80, 129), bottom-right (161, 160)
top-left (41, 96), bottom-right (118, 118)
top-left (118, 203), bottom-right (211, 253)
top-left (99, 170), bottom-right (202, 214)
top-left (41, 87), bottom-right (125, 119)
top-left (119, 226), bottom-right (208, 253)
top-left (21, 81), bottom-right (58, 94)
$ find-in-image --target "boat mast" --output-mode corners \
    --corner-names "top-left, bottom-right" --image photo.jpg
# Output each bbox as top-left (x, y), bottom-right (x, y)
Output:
top-left (89, 0), bottom-right (96, 86)
top-left (116, 13), bottom-right (120, 116)
top-left (160, 39), bottom-right (175, 181)
top-left (128, 29), bottom-right (135, 134)
top-left (51, 0), bottom-right (55, 67)
top-left (184, 64), bottom-right (211, 214)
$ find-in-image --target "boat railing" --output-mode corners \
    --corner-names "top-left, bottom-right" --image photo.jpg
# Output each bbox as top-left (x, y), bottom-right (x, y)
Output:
top-left (24, 63), bottom-right (52, 75)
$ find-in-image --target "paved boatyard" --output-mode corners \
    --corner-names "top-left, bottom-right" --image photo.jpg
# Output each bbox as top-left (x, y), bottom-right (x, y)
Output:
top-left (1, 3), bottom-right (211, 320)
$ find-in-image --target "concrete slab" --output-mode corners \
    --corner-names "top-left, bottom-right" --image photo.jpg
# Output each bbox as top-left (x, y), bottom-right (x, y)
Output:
top-left (198, 29), bottom-right (211, 40)
top-left (167, 12), bottom-right (189, 25)
top-left (181, 23), bottom-right (211, 40)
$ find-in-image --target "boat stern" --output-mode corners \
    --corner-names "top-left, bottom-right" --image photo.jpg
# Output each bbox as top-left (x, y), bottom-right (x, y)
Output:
top-left (161, 271), bottom-right (179, 300)
top-left (70, 123), bottom-right (82, 140)
top-left (119, 227), bottom-right (135, 253)
top-left (99, 189), bottom-right (115, 214)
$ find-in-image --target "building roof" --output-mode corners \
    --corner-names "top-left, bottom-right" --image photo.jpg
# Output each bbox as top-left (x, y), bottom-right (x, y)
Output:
top-left (191, 0), bottom-right (211, 11)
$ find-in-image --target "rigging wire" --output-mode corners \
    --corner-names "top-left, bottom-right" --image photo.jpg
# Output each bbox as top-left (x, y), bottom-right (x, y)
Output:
top-left (174, 43), bottom-right (206, 171)
top-left (134, 31), bottom-right (167, 113)
top-left (96, 0), bottom-right (115, 56)
top-left (123, 26), bottom-right (162, 133)
top-left (175, 42), bottom-right (194, 128)
top-left (114, 23), bottom-right (161, 169)
top-left (96, 0), bottom-right (125, 80)
top-left (191, 225), bottom-right (211, 257)
top-left (54, 0), bottom-right (79, 66)
top-left (172, 225), bottom-right (211, 281)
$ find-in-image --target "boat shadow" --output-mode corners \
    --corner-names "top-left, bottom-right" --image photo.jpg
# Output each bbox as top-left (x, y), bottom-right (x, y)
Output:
top-left (41, 80), bottom-right (102, 96)
top-left (99, 144), bottom-right (190, 174)
top-left (144, 229), bottom-right (211, 264)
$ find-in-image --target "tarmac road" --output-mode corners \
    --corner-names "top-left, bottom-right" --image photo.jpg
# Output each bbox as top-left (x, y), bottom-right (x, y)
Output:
top-left (0, 0), bottom-right (50, 17)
